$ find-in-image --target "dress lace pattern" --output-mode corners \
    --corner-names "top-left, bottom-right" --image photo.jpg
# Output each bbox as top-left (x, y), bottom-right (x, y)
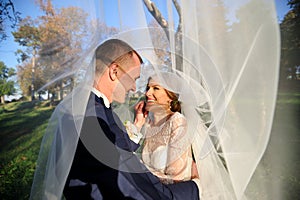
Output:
top-left (141, 112), bottom-right (193, 184)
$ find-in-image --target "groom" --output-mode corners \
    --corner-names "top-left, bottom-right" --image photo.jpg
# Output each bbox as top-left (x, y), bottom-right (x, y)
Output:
top-left (63, 39), bottom-right (200, 199)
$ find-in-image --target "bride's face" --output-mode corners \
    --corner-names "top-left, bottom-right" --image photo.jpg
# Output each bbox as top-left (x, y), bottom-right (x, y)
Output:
top-left (145, 79), bottom-right (171, 112)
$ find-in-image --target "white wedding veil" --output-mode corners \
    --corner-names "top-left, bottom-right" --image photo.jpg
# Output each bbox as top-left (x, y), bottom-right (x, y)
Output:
top-left (30, 0), bottom-right (280, 199)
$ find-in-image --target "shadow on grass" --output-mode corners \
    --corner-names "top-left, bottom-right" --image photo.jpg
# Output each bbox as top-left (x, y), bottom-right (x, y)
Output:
top-left (0, 101), bottom-right (54, 155)
top-left (0, 101), bottom-right (55, 199)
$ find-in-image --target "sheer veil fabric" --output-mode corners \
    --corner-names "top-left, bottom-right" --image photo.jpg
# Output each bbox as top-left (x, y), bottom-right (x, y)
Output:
top-left (30, 0), bottom-right (280, 199)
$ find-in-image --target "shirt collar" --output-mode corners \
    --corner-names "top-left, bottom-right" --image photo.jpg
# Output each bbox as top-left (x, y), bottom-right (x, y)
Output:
top-left (92, 87), bottom-right (110, 108)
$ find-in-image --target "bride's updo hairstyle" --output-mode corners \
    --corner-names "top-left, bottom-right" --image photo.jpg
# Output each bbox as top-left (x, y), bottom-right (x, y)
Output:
top-left (165, 90), bottom-right (181, 113)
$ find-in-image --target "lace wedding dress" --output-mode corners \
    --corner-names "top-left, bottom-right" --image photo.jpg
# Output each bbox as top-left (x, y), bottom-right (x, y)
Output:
top-left (141, 112), bottom-right (193, 184)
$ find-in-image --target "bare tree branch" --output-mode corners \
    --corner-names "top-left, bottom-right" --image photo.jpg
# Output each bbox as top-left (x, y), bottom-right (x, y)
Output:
top-left (143, 0), bottom-right (184, 70)
top-left (0, 0), bottom-right (21, 43)
top-left (143, 0), bottom-right (168, 28)
top-left (172, 0), bottom-right (182, 33)
top-left (172, 0), bottom-right (183, 71)
top-left (143, 0), bottom-right (169, 39)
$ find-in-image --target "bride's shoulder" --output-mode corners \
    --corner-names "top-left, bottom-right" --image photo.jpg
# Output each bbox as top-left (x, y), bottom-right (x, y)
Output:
top-left (169, 112), bottom-right (187, 132)
top-left (170, 112), bottom-right (186, 122)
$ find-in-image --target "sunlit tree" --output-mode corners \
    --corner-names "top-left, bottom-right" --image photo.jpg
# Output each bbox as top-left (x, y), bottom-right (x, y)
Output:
top-left (12, 17), bottom-right (41, 101)
top-left (37, 0), bottom-right (89, 100)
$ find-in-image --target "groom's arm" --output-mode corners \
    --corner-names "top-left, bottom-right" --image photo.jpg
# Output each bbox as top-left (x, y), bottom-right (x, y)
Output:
top-left (118, 154), bottom-right (200, 200)
top-left (118, 170), bottom-right (200, 200)
top-left (143, 171), bottom-right (200, 200)
top-left (166, 179), bottom-right (200, 200)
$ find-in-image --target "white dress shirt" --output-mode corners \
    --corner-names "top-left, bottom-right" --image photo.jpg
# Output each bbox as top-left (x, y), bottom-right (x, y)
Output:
top-left (91, 87), bottom-right (110, 108)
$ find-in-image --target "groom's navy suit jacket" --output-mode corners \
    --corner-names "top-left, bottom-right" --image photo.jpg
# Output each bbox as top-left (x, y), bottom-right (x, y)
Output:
top-left (63, 93), bottom-right (199, 200)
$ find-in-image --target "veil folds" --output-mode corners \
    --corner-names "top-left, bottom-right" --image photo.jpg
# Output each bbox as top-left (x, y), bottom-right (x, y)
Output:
top-left (30, 0), bottom-right (280, 199)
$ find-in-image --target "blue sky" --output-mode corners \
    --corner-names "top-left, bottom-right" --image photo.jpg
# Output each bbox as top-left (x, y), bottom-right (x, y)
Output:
top-left (0, 0), bottom-right (291, 98)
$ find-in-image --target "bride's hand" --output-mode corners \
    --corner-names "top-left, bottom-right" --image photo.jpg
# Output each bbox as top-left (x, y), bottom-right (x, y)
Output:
top-left (134, 101), bottom-right (148, 131)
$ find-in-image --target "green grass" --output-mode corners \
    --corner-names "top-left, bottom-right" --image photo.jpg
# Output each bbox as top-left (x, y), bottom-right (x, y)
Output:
top-left (0, 101), bottom-right (54, 200)
top-left (276, 92), bottom-right (300, 104)
top-left (246, 90), bottom-right (300, 200)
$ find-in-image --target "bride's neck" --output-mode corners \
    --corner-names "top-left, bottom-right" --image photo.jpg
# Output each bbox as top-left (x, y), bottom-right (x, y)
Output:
top-left (153, 110), bottom-right (173, 126)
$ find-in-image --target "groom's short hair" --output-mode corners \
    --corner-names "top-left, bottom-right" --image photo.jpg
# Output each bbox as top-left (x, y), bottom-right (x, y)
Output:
top-left (95, 39), bottom-right (143, 75)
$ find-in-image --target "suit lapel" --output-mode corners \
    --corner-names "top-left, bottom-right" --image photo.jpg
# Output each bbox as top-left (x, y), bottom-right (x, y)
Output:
top-left (90, 93), bottom-right (138, 151)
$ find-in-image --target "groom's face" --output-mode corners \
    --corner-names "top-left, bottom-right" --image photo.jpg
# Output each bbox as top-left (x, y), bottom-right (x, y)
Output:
top-left (112, 53), bottom-right (141, 103)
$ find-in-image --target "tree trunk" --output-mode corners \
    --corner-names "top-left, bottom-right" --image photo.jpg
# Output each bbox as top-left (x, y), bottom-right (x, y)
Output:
top-left (57, 82), bottom-right (63, 100)
top-left (50, 92), bottom-right (55, 107)
top-left (31, 48), bottom-right (36, 101)
top-left (0, 96), bottom-right (5, 104)
top-left (70, 77), bottom-right (74, 93)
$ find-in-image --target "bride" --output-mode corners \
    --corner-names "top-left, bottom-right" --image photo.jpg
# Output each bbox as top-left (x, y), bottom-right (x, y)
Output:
top-left (140, 75), bottom-right (197, 184)
top-left (128, 73), bottom-right (199, 184)
top-left (125, 69), bottom-right (236, 199)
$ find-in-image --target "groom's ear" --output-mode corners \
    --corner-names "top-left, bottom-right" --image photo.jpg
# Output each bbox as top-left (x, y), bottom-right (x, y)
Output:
top-left (109, 63), bottom-right (118, 81)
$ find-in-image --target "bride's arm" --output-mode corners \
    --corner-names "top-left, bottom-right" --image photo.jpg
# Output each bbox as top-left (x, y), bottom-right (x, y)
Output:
top-left (154, 115), bottom-right (194, 183)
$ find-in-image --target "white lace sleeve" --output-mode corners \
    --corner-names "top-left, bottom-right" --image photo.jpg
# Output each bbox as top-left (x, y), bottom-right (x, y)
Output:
top-left (124, 121), bottom-right (143, 144)
top-left (151, 113), bottom-right (193, 183)
top-left (166, 114), bottom-right (191, 161)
